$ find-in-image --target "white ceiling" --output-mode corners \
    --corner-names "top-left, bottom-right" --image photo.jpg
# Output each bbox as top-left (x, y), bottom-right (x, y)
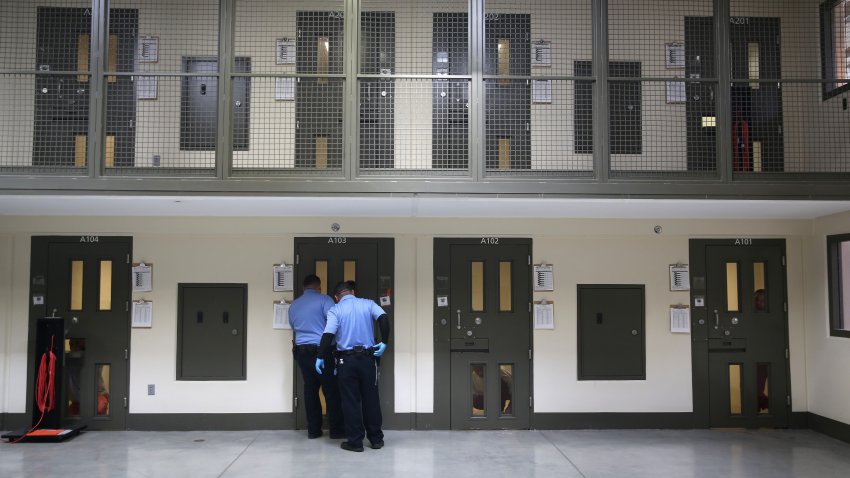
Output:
top-left (2, 195), bottom-right (850, 220)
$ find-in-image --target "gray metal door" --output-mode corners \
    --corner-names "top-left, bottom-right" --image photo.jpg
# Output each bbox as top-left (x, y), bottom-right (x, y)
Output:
top-left (40, 237), bottom-right (131, 430)
top-left (698, 241), bottom-right (789, 427)
top-left (181, 57), bottom-right (250, 151)
top-left (441, 239), bottom-right (531, 429)
top-left (293, 237), bottom-right (394, 430)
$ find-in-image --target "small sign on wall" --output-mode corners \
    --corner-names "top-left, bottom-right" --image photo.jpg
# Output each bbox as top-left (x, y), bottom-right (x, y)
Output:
top-left (273, 263), bottom-right (294, 291)
top-left (137, 36), bottom-right (159, 63)
top-left (276, 38), bottom-right (296, 65)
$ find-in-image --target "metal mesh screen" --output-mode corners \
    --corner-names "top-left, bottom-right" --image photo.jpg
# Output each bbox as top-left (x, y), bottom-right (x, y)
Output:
top-left (358, 0), bottom-right (469, 174)
top-left (232, 1), bottom-right (345, 175)
top-left (608, 0), bottom-right (715, 175)
top-left (0, 1), bottom-right (92, 173)
top-left (104, 0), bottom-right (219, 175)
top-left (484, 0), bottom-right (593, 176)
top-left (730, 0), bottom-right (850, 174)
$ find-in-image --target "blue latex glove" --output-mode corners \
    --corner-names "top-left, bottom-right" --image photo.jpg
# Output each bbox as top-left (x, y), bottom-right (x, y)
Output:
top-left (373, 342), bottom-right (387, 357)
top-left (315, 358), bottom-right (325, 375)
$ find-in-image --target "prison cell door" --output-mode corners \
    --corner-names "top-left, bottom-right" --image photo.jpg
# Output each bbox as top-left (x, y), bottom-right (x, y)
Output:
top-left (34, 7), bottom-right (137, 167)
top-left (295, 12), bottom-right (344, 169)
top-left (292, 237), bottom-right (395, 431)
top-left (444, 239), bottom-right (531, 429)
top-left (432, 13), bottom-right (469, 169)
top-left (702, 241), bottom-right (789, 428)
top-left (484, 14), bottom-right (531, 170)
top-left (360, 11), bottom-right (395, 169)
top-left (685, 17), bottom-right (783, 172)
top-left (35, 236), bottom-right (131, 430)
top-left (180, 57), bottom-right (250, 151)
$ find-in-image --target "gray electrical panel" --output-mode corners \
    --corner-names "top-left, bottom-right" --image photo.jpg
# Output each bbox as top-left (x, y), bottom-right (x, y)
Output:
top-left (177, 284), bottom-right (247, 380)
top-left (577, 284), bottom-right (645, 380)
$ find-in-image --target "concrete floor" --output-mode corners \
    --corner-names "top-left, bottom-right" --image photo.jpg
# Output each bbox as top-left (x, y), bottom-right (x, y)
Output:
top-left (2, 429), bottom-right (850, 477)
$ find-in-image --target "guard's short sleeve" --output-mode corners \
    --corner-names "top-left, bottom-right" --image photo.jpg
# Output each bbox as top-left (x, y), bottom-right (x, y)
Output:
top-left (370, 301), bottom-right (386, 321)
top-left (324, 307), bottom-right (340, 334)
top-left (321, 296), bottom-right (334, 317)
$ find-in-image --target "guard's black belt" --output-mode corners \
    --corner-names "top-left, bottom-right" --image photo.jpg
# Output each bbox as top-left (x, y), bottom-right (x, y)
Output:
top-left (337, 347), bottom-right (374, 356)
top-left (294, 344), bottom-right (318, 354)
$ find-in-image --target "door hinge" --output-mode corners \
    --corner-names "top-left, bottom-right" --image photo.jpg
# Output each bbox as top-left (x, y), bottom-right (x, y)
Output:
top-left (124, 397), bottom-right (128, 408)
top-left (786, 395), bottom-right (791, 406)
top-left (126, 301), bottom-right (129, 312)
top-left (529, 396), bottom-right (533, 409)
top-left (528, 302), bottom-right (531, 313)
top-left (786, 348), bottom-right (789, 359)
top-left (294, 396), bottom-right (298, 409)
top-left (782, 255), bottom-right (786, 267)
top-left (125, 349), bottom-right (128, 360)
top-left (528, 255), bottom-right (531, 265)
top-left (529, 349), bottom-right (532, 360)
top-left (126, 254), bottom-right (130, 264)
top-left (295, 254), bottom-right (300, 265)
top-left (784, 302), bottom-right (787, 313)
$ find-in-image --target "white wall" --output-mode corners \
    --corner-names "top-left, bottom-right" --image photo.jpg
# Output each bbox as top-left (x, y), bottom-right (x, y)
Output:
top-left (805, 210), bottom-right (850, 423)
top-left (0, 215), bottom-right (815, 418)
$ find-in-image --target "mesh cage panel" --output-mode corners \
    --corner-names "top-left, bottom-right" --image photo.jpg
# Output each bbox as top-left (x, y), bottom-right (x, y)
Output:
top-left (608, 0), bottom-right (716, 176)
top-left (483, 0), bottom-right (593, 175)
top-left (232, 1), bottom-right (345, 175)
top-left (0, 1), bottom-right (93, 173)
top-left (358, 1), bottom-right (469, 175)
top-left (101, 0), bottom-right (219, 174)
top-left (730, 0), bottom-right (850, 174)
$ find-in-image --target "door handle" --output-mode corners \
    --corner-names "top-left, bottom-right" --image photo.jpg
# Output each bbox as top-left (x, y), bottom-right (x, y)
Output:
top-left (456, 309), bottom-right (461, 330)
top-left (200, 83), bottom-right (207, 95)
top-left (713, 309), bottom-right (719, 330)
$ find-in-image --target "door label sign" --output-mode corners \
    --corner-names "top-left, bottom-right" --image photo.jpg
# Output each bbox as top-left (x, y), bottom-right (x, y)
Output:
top-left (327, 237), bottom-right (347, 244)
top-left (480, 237), bottom-right (500, 244)
top-left (734, 238), bottom-right (753, 246)
top-left (80, 236), bottom-right (99, 243)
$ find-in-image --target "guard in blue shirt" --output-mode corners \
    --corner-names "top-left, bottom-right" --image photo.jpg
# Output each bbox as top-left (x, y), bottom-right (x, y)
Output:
top-left (289, 274), bottom-right (344, 439)
top-left (316, 280), bottom-right (390, 452)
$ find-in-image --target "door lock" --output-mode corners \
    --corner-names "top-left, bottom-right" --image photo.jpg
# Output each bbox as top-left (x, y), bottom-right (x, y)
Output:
top-left (713, 309), bottom-right (719, 330)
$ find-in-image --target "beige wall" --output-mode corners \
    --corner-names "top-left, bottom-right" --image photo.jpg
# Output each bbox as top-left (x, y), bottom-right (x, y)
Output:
top-left (0, 214), bottom-right (817, 417)
top-left (806, 210), bottom-right (850, 423)
top-left (0, 234), bottom-right (12, 414)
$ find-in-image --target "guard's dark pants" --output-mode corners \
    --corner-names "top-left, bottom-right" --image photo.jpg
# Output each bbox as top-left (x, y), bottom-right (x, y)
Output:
top-left (295, 347), bottom-right (344, 437)
top-left (337, 353), bottom-right (383, 447)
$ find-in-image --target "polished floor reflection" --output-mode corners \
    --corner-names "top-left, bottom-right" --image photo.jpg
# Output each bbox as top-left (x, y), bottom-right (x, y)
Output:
top-left (2, 428), bottom-right (850, 477)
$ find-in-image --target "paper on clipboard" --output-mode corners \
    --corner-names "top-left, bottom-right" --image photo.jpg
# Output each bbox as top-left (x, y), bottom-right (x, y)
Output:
top-left (132, 263), bottom-right (152, 292)
top-left (273, 301), bottom-right (291, 329)
top-left (132, 300), bottom-right (153, 328)
top-left (670, 306), bottom-right (690, 333)
top-left (533, 301), bottom-right (555, 329)
top-left (273, 264), bottom-right (294, 292)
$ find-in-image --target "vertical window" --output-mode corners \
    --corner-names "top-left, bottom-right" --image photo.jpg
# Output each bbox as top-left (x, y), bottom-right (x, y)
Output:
top-left (729, 363), bottom-right (743, 415)
top-left (821, 0), bottom-right (850, 97)
top-left (753, 262), bottom-right (767, 312)
top-left (471, 261), bottom-right (485, 312)
top-left (96, 364), bottom-right (111, 416)
top-left (471, 363), bottom-right (486, 417)
top-left (499, 261), bottom-right (512, 311)
top-left (726, 262), bottom-right (740, 312)
top-left (99, 260), bottom-right (112, 311)
top-left (315, 260), bottom-right (328, 294)
top-left (499, 364), bottom-right (513, 416)
top-left (70, 260), bottom-right (84, 311)
top-left (344, 260), bottom-right (356, 282)
top-left (827, 233), bottom-right (850, 337)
